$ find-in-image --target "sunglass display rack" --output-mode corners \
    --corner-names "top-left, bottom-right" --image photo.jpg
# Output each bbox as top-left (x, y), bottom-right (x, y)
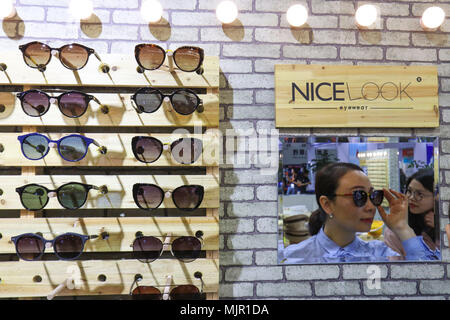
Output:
top-left (0, 50), bottom-right (219, 299)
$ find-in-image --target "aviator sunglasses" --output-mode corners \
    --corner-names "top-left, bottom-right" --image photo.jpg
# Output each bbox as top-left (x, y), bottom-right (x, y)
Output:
top-left (16, 182), bottom-right (107, 211)
top-left (11, 232), bottom-right (102, 261)
top-left (133, 184), bottom-right (204, 211)
top-left (333, 189), bottom-right (384, 207)
top-left (17, 89), bottom-right (106, 118)
top-left (131, 231), bottom-right (203, 263)
top-left (19, 41), bottom-right (102, 72)
top-left (18, 133), bottom-right (107, 162)
top-left (130, 274), bottom-right (203, 300)
top-left (131, 136), bottom-right (202, 165)
top-left (135, 44), bottom-right (204, 74)
top-left (131, 87), bottom-right (203, 116)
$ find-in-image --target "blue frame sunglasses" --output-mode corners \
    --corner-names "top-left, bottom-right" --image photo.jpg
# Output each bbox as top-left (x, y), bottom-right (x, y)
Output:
top-left (18, 133), bottom-right (107, 162)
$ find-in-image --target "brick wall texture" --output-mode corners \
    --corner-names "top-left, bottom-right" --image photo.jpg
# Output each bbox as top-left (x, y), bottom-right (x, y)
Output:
top-left (2, 0), bottom-right (450, 299)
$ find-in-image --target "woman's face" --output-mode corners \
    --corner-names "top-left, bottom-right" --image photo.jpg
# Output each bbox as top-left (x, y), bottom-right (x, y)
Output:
top-left (322, 170), bottom-right (377, 234)
top-left (407, 179), bottom-right (434, 214)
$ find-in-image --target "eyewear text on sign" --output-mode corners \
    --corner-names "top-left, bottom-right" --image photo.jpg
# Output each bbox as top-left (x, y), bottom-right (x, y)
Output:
top-left (291, 81), bottom-right (414, 102)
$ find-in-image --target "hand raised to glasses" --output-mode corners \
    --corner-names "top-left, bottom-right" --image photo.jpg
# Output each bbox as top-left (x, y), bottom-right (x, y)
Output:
top-left (377, 188), bottom-right (416, 242)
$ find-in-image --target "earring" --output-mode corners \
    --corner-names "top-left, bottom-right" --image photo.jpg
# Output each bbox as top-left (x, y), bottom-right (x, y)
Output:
top-left (329, 213), bottom-right (334, 219)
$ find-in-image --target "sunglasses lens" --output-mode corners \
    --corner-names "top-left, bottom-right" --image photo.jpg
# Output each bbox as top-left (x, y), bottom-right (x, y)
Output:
top-left (171, 236), bottom-right (201, 262)
top-left (22, 134), bottom-right (49, 160)
top-left (134, 184), bottom-right (164, 209)
top-left (54, 234), bottom-right (84, 260)
top-left (173, 47), bottom-right (202, 72)
top-left (22, 42), bottom-right (51, 69)
top-left (136, 45), bottom-right (165, 70)
top-left (16, 235), bottom-right (44, 260)
top-left (21, 91), bottom-right (50, 116)
top-left (58, 183), bottom-right (88, 209)
top-left (171, 90), bottom-right (199, 115)
top-left (59, 92), bottom-right (88, 117)
top-left (59, 136), bottom-right (88, 161)
top-left (59, 44), bottom-right (89, 70)
top-left (134, 89), bottom-right (163, 113)
top-left (170, 138), bottom-right (202, 164)
top-left (370, 190), bottom-right (384, 206)
top-left (172, 185), bottom-right (204, 210)
top-left (170, 285), bottom-right (201, 300)
top-left (21, 185), bottom-right (48, 210)
top-left (132, 236), bottom-right (163, 262)
top-left (133, 137), bottom-right (163, 163)
top-left (353, 190), bottom-right (368, 207)
top-left (131, 286), bottom-right (162, 300)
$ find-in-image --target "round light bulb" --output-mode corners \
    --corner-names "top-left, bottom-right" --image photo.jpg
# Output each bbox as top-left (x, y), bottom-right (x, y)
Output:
top-left (355, 4), bottom-right (378, 27)
top-left (286, 4), bottom-right (308, 27)
top-left (69, 0), bottom-right (93, 20)
top-left (421, 6), bottom-right (446, 30)
top-left (0, 0), bottom-right (15, 19)
top-left (141, 0), bottom-right (163, 23)
top-left (216, 1), bottom-right (238, 24)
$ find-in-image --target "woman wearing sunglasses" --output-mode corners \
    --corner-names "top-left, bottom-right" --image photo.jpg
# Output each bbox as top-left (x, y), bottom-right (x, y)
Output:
top-left (384, 169), bottom-right (439, 258)
top-left (282, 162), bottom-right (440, 263)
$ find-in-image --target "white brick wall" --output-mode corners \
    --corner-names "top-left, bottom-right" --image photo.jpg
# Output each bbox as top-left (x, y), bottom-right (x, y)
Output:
top-left (1, 0), bottom-right (448, 301)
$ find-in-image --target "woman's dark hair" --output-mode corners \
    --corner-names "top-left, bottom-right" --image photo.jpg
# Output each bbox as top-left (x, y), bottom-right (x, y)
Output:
top-left (406, 169), bottom-right (436, 241)
top-left (308, 162), bottom-right (364, 235)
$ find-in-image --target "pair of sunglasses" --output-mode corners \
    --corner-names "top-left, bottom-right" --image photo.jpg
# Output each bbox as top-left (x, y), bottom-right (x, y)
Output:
top-left (133, 184), bottom-right (204, 211)
top-left (333, 189), bottom-right (384, 207)
top-left (132, 136), bottom-right (202, 165)
top-left (131, 87), bottom-right (203, 116)
top-left (18, 133), bottom-right (107, 162)
top-left (19, 41), bottom-right (102, 72)
top-left (17, 89), bottom-right (105, 118)
top-left (11, 232), bottom-right (100, 261)
top-left (130, 275), bottom-right (203, 300)
top-left (132, 231), bottom-right (203, 263)
top-left (135, 44), bottom-right (204, 74)
top-left (16, 182), bottom-right (106, 211)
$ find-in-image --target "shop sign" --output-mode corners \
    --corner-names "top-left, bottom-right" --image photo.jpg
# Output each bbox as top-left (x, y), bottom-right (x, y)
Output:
top-left (275, 64), bottom-right (439, 128)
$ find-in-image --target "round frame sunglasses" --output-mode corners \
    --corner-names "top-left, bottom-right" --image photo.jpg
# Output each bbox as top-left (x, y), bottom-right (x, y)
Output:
top-left (131, 231), bottom-right (204, 263)
top-left (131, 136), bottom-right (203, 165)
top-left (15, 182), bottom-right (107, 211)
top-left (131, 87), bottom-right (203, 116)
top-left (17, 89), bottom-right (106, 118)
top-left (19, 41), bottom-right (102, 72)
top-left (134, 44), bottom-right (204, 74)
top-left (132, 183), bottom-right (204, 211)
top-left (10, 232), bottom-right (100, 261)
top-left (333, 189), bottom-right (384, 207)
top-left (18, 133), bottom-right (107, 162)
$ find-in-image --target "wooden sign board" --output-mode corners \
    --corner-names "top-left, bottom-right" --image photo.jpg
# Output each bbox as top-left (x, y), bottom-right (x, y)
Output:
top-left (275, 65), bottom-right (439, 128)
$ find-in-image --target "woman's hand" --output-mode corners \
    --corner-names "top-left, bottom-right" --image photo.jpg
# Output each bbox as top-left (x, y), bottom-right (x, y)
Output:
top-left (377, 188), bottom-right (416, 242)
top-left (424, 210), bottom-right (435, 228)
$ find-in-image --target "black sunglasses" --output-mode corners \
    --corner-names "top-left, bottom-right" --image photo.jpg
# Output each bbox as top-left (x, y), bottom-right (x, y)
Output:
top-left (132, 183), bottom-right (204, 211)
top-left (131, 87), bottom-right (203, 115)
top-left (16, 89), bottom-right (106, 118)
top-left (131, 136), bottom-right (203, 165)
top-left (333, 189), bottom-right (384, 207)
top-left (15, 182), bottom-right (108, 211)
top-left (11, 232), bottom-right (100, 261)
top-left (19, 41), bottom-right (102, 72)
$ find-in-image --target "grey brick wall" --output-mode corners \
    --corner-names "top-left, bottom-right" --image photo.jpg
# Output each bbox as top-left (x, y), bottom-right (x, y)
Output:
top-left (1, 0), bottom-right (449, 299)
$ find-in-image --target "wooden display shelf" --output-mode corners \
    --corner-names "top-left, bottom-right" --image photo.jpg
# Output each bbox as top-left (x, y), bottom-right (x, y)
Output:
top-left (0, 54), bottom-right (219, 89)
top-left (0, 217), bottom-right (219, 253)
top-left (0, 174), bottom-right (219, 210)
top-left (0, 258), bottom-right (219, 298)
top-left (0, 132), bottom-right (219, 167)
top-left (0, 92), bottom-right (219, 128)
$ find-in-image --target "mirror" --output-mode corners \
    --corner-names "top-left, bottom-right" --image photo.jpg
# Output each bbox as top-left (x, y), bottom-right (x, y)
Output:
top-left (277, 136), bottom-right (441, 264)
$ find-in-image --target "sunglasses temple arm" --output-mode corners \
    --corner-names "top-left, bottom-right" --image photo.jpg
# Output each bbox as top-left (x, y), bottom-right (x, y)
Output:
top-left (92, 139), bottom-right (107, 155)
top-left (92, 185), bottom-right (109, 195)
top-left (130, 99), bottom-right (142, 113)
top-left (22, 140), bottom-right (45, 155)
top-left (162, 275), bottom-right (172, 300)
top-left (93, 51), bottom-right (103, 63)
